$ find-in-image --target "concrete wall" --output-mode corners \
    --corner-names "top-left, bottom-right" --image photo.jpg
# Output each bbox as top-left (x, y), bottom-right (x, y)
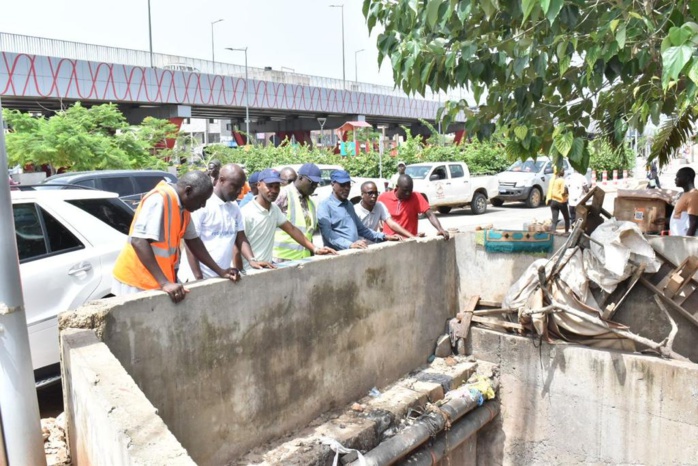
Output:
top-left (84, 238), bottom-right (457, 465)
top-left (469, 327), bottom-right (698, 465)
top-left (612, 236), bottom-right (698, 363)
top-left (453, 233), bottom-right (564, 304)
top-left (59, 232), bottom-right (698, 465)
top-left (60, 328), bottom-right (195, 465)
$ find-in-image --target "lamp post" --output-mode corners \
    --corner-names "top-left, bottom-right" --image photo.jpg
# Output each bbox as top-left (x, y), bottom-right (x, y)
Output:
top-left (210, 19), bottom-right (224, 74)
top-left (377, 125), bottom-right (387, 178)
top-left (317, 117), bottom-right (327, 147)
top-left (354, 48), bottom-right (365, 83)
top-left (226, 47), bottom-right (250, 144)
top-left (329, 4), bottom-right (346, 89)
top-left (0, 99), bottom-right (48, 466)
top-left (147, 0), bottom-right (154, 67)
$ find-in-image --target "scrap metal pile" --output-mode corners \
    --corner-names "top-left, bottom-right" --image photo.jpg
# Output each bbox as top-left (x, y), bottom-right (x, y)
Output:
top-left (451, 187), bottom-right (698, 362)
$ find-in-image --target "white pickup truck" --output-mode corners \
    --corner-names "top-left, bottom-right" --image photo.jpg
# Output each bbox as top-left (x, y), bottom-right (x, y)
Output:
top-left (405, 162), bottom-right (499, 214)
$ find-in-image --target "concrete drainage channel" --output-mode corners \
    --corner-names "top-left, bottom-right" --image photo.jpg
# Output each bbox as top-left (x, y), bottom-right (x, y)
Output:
top-left (235, 357), bottom-right (498, 465)
top-left (58, 234), bottom-right (698, 465)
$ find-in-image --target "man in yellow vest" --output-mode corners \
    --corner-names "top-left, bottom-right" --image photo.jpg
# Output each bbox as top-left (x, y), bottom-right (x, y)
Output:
top-left (273, 163), bottom-right (322, 262)
top-left (546, 167), bottom-right (570, 234)
top-left (112, 171), bottom-right (239, 303)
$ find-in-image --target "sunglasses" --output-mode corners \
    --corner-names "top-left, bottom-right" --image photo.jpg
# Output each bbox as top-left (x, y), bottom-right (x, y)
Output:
top-left (336, 182), bottom-right (351, 188)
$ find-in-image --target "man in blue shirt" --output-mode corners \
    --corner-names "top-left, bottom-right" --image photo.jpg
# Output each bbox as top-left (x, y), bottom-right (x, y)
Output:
top-left (238, 171), bottom-right (259, 207)
top-left (318, 170), bottom-right (401, 250)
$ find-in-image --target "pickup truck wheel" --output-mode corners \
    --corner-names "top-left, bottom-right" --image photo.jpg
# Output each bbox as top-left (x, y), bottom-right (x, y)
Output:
top-left (491, 198), bottom-right (504, 207)
top-left (525, 187), bottom-right (543, 208)
top-left (471, 192), bottom-right (488, 215)
top-left (437, 206), bottom-right (452, 214)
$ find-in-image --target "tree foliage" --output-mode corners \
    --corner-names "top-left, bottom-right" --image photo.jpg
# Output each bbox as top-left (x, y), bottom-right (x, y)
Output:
top-left (3, 103), bottom-right (176, 173)
top-left (191, 132), bottom-right (510, 178)
top-left (363, 0), bottom-right (698, 169)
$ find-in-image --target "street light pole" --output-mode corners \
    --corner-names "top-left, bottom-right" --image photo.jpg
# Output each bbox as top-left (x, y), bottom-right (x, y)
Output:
top-left (226, 47), bottom-right (250, 144)
top-left (329, 4), bottom-right (346, 89)
top-left (354, 49), bottom-right (365, 83)
top-left (0, 99), bottom-right (48, 466)
top-left (147, 0), bottom-right (154, 68)
top-left (210, 19), bottom-right (224, 74)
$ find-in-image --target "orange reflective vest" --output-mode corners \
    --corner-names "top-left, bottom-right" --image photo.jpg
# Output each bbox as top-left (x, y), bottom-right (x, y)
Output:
top-left (113, 182), bottom-right (190, 290)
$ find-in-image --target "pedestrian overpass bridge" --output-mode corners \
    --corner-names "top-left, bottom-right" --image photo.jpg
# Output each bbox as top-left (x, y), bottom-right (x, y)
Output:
top-left (0, 32), bottom-right (458, 138)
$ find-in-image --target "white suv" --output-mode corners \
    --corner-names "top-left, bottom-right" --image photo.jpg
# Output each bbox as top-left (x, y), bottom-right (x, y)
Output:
top-left (12, 188), bottom-right (133, 386)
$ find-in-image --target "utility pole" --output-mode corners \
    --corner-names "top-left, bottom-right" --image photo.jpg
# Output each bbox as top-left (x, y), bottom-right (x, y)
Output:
top-left (329, 5), bottom-right (346, 89)
top-left (210, 19), bottom-right (224, 74)
top-left (226, 47), bottom-right (250, 144)
top-left (354, 49), bottom-right (365, 83)
top-left (0, 99), bottom-right (47, 466)
top-left (147, 0), bottom-right (154, 68)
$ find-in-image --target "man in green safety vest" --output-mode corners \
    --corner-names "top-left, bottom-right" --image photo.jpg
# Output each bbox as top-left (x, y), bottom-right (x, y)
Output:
top-left (274, 163), bottom-right (322, 262)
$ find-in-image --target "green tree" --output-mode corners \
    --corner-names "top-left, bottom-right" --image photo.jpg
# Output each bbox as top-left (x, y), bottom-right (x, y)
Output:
top-left (3, 103), bottom-right (173, 173)
top-left (364, 0), bottom-right (698, 169)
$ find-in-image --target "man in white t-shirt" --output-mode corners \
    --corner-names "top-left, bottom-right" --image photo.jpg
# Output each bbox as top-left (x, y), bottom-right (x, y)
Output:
top-left (566, 171), bottom-right (589, 224)
top-left (388, 161), bottom-right (406, 189)
top-left (239, 169), bottom-right (335, 272)
top-left (179, 164), bottom-right (273, 282)
top-left (355, 181), bottom-right (415, 241)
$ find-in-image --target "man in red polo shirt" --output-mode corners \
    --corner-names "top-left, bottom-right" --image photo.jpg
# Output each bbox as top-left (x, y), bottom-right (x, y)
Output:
top-left (378, 174), bottom-right (450, 239)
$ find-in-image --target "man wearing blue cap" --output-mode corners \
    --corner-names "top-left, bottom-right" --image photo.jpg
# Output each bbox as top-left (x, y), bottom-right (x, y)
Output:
top-left (274, 163), bottom-right (323, 262)
top-left (238, 168), bottom-right (335, 271)
top-left (238, 171), bottom-right (259, 208)
top-left (318, 170), bottom-right (402, 250)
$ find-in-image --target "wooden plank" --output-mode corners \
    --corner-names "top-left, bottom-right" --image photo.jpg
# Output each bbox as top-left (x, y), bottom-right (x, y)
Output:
top-left (472, 316), bottom-right (525, 331)
top-left (639, 276), bottom-right (698, 329)
top-left (603, 263), bottom-right (646, 320)
top-left (473, 308), bottom-right (518, 316)
top-left (456, 295), bottom-right (480, 321)
top-left (451, 295), bottom-right (480, 340)
top-left (477, 299), bottom-right (502, 308)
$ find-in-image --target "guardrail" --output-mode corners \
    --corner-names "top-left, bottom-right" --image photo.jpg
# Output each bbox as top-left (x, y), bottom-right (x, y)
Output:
top-left (0, 31), bottom-right (460, 101)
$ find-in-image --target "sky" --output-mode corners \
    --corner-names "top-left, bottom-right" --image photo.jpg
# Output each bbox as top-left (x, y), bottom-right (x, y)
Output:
top-left (0, 0), bottom-right (398, 87)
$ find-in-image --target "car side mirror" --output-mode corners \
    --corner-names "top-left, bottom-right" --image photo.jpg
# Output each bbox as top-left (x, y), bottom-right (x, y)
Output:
top-left (544, 167), bottom-right (554, 175)
top-left (429, 174), bottom-right (440, 181)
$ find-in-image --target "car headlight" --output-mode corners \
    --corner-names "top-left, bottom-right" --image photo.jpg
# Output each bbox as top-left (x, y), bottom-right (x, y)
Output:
top-left (515, 180), bottom-right (528, 188)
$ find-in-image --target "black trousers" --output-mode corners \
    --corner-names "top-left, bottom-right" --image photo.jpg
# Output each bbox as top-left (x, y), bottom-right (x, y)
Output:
top-left (550, 200), bottom-right (570, 232)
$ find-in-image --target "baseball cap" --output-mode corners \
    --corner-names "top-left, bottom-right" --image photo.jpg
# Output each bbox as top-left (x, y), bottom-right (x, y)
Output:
top-left (397, 161), bottom-right (406, 167)
top-left (248, 172), bottom-right (260, 184)
top-left (298, 163), bottom-right (322, 183)
top-left (258, 168), bottom-right (282, 184)
top-left (330, 170), bottom-right (352, 184)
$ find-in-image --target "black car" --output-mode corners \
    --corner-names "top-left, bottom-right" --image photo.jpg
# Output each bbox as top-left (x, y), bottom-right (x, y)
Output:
top-left (42, 170), bottom-right (177, 208)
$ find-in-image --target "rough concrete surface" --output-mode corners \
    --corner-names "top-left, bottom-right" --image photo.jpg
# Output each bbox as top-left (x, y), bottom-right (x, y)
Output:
top-left (88, 239), bottom-right (458, 465)
top-left (610, 235), bottom-right (698, 363)
top-left (453, 233), bottom-right (564, 304)
top-left (469, 327), bottom-right (698, 466)
top-left (59, 231), bottom-right (698, 465)
top-left (234, 357), bottom-right (480, 465)
top-left (61, 328), bottom-right (195, 465)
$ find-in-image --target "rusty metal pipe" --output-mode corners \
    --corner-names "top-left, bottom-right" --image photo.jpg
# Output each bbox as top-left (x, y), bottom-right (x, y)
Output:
top-left (402, 403), bottom-right (500, 465)
top-left (349, 386), bottom-right (494, 466)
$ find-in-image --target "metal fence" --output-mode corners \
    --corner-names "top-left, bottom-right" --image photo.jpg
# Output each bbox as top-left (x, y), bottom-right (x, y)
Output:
top-left (0, 31), bottom-right (459, 101)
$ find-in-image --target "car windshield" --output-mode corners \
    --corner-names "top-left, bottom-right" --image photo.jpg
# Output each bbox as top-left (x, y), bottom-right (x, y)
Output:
top-left (405, 166), bottom-right (431, 180)
top-left (507, 160), bottom-right (545, 173)
top-left (319, 169), bottom-right (336, 187)
top-left (66, 198), bottom-right (134, 235)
